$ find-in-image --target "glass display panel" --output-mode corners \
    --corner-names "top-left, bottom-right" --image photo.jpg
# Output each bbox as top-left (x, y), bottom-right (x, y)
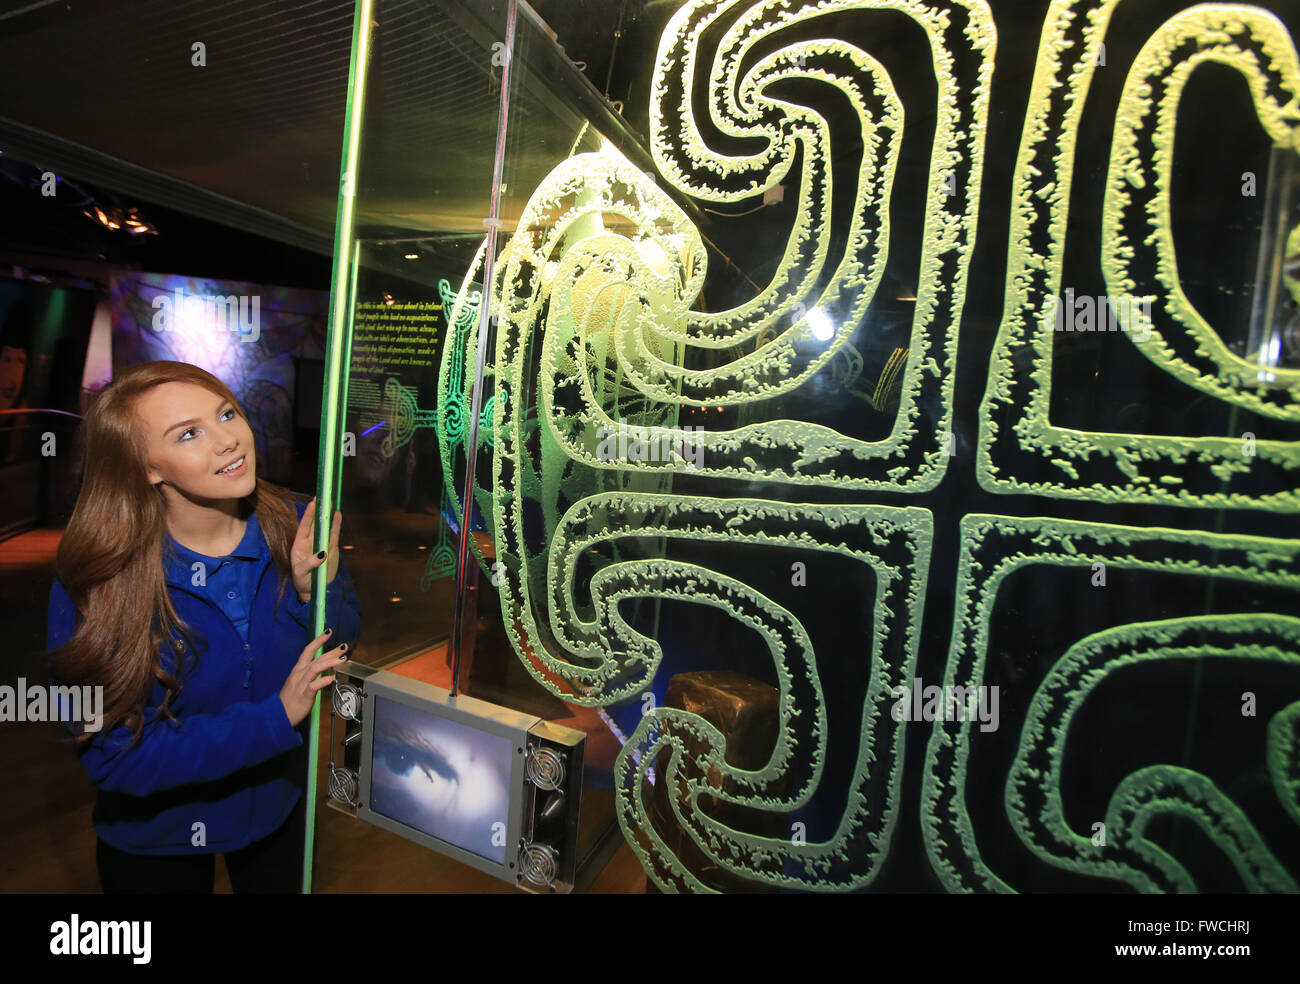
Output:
top-left (327, 0), bottom-right (1300, 893)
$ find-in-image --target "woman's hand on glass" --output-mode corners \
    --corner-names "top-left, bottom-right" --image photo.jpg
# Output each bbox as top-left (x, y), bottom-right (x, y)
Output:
top-left (279, 629), bottom-right (348, 727)
top-left (291, 498), bottom-right (342, 604)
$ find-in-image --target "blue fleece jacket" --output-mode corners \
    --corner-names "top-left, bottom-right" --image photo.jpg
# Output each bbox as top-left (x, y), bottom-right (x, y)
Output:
top-left (46, 497), bottom-right (362, 856)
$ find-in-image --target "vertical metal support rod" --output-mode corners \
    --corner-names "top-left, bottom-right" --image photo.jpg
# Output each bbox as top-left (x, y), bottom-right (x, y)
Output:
top-left (1246, 144), bottom-right (1294, 380)
top-left (303, 0), bottom-right (374, 894)
top-left (449, 0), bottom-right (519, 698)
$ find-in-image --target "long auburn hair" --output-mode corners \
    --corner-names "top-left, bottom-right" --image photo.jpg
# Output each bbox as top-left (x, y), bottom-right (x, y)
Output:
top-left (50, 361), bottom-right (304, 745)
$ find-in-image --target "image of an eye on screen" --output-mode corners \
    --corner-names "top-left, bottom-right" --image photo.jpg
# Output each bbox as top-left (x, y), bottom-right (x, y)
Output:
top-left (369, 697), bottom-right (513, 864)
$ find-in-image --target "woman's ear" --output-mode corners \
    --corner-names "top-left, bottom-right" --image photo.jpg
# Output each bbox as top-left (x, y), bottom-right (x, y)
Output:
top-left (142, 447), bottom-right (165, 486)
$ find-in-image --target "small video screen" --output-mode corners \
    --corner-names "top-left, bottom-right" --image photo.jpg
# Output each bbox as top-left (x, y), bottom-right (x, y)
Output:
top-left (369, 697), bottom-right (514, 864)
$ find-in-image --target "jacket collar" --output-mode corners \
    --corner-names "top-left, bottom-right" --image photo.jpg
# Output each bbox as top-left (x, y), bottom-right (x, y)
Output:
top-left (162, 512), bottom-right (266, 591)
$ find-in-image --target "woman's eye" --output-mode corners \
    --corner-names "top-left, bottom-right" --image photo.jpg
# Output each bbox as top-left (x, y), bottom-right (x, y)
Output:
top-left (379, 747), bottom-right (413, 776)
top-left (178, 408), bottom-right (235, 441)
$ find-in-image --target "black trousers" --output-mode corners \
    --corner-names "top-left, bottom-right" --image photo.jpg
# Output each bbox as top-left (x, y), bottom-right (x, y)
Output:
top-left (95, 794), bottom-right (307, 894)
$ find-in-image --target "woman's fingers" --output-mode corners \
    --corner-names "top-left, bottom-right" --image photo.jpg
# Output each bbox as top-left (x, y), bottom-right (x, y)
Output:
top-left (293, 499), bottom-right (315, 544)
top-left (300, 629), bottom-right (334, 663)
top-left (306, 647), bottom-right (348, 691)
top-left (310, 674), bottom-right (336, 692)
top-left (305, 642), bottom-right (348, 669)
top-left (299, 500), bottom-right (341, 557)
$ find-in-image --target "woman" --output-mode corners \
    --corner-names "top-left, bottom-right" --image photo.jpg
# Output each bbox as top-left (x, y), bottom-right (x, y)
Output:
top-left (46, 360), bottom-right (360, 893)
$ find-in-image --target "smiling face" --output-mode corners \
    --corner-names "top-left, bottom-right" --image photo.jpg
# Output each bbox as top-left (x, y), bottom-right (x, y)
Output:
top-left (135, 381), bottom-right (257, 502)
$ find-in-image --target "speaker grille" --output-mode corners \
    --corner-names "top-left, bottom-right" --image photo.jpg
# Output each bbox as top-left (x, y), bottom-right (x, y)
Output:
top-left (332, 682), bottom-right (362, 721)
top-left (518, 841), bottom-right (559, 887)
top-left (328, 766), bottom-right (358, 805)
top-left (525, 745), bottom-right (565, 790)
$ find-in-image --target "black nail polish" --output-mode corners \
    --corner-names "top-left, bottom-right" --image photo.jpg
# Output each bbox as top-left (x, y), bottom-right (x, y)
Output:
top-left (316, 550), bottom-right (326, 559)
top-left (325, 627), bottom-right (333, 635)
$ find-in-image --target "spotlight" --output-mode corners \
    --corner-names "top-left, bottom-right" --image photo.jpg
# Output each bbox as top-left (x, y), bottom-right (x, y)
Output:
top-left (806, 307), bottom-right (835, 341)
